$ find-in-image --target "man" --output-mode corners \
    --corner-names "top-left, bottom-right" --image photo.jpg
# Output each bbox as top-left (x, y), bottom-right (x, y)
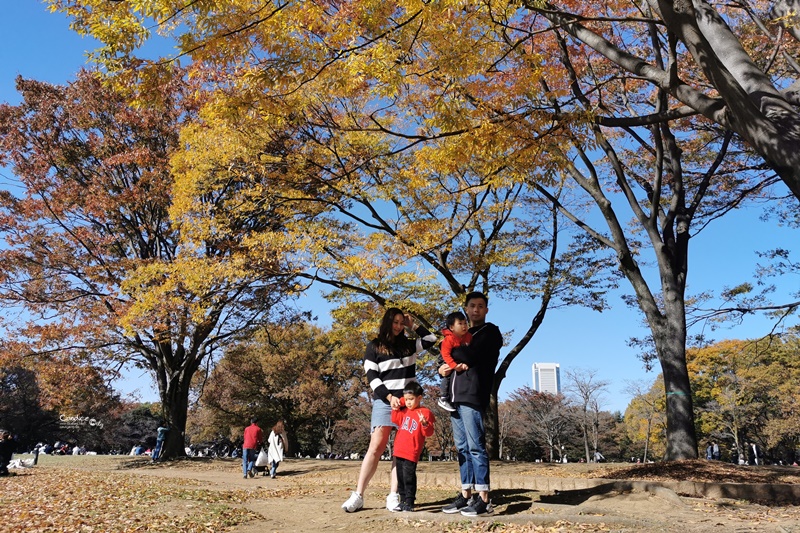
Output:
top-left (242, 417), bottom-right (264, 478)
top-left (439, 291), bottom-right (502, 517)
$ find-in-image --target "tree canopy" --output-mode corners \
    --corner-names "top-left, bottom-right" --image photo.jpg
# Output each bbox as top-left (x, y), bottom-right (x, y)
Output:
top-left (35, 0), bottom-right (800, 460)
top-left (0, 70), bottom-right (298, 458)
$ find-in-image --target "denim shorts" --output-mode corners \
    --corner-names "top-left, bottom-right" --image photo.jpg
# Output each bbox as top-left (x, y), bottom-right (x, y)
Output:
top-left (370, 399), bottom-right (398, 433)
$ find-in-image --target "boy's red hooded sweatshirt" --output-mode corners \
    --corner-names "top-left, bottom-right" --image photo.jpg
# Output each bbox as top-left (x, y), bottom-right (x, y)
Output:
top-left (391, 406), bottom-right (435, 462)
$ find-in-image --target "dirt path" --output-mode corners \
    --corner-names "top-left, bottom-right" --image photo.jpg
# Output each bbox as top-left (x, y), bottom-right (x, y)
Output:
top-left (19, 456), bottom-right (800, 532)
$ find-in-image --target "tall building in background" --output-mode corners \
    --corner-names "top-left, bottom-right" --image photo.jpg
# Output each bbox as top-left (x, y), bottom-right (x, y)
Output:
top-left (532, 363), bottom-right (561, 394)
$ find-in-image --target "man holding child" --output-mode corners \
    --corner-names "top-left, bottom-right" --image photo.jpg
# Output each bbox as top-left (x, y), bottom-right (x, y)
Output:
top-left (439, 291), bottom-right (502, 517)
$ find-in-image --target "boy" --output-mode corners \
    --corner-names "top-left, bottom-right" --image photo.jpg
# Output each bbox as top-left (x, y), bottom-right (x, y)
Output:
top-left (390, 382), bottom-right (435, 512)
top-left (437, 311), bottom-right (472, 412)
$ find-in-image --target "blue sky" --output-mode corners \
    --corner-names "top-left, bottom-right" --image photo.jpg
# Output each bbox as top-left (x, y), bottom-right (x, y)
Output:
top-left (2, 1), bottom-right (797, 413)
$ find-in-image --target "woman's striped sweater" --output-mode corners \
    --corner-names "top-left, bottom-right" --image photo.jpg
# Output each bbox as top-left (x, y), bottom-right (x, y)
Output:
top-left (364, 326), bottom-right (436, 402)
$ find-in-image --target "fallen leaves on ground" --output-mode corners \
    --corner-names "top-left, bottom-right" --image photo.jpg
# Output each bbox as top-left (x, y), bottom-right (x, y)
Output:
top-left (590, 459), bottom-right (800, 484)
top-left (0, 468), bottom-right (262, 532)
top-left (437, 519), bottom-right (611, 532)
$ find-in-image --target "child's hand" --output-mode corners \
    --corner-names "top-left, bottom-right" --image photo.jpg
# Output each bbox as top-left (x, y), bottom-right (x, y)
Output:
top-left (418, 413), bottom-right (428, 426)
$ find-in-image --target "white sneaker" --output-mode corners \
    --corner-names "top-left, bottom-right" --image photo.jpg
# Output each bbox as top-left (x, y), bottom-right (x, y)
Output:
top-left (342, 491), bottom-right (363, 513)
top-left (386, 492), bottom-right (400, 511)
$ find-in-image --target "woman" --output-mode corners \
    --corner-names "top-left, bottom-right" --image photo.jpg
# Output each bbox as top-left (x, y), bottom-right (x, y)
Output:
top-left (341, 308), bottom-right (436, 513)
top-left (267, 420), bottom-right (285, 479)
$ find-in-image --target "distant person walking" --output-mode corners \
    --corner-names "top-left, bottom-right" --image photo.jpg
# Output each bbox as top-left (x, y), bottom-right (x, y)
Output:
top-left (242, 417), bottom-right (264, 478)
top-left (267, 420), bottom-right (286, 479)
top-left (748, 441), bottom-right (762, 466)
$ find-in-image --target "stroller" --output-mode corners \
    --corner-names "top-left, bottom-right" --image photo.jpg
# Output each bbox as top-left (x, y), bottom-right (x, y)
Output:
top-left (254, 447), bottom-right (270, 476)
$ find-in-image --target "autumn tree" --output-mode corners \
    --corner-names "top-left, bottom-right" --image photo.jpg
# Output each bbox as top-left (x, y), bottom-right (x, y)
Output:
top-left (0, 352), bottom-right (122, 451)
top-left (47, 0), bottom-right (792, 462)
top-left (507, 386), bottom-right (575, 462)
top-left (688, 336), bottom-right (800, 462)
top-left (0, 366), bottom-right (57, 450)
top-left (191, 322), bottom-right (361, 455)
top-left (0, 71), bottom-right (294, 459)
top-left (564, 368), bottom-right (609, 463)
top-left (624, 378), bottom-right (668, 461)
top-left (326, 395), bottom-right (372, 457)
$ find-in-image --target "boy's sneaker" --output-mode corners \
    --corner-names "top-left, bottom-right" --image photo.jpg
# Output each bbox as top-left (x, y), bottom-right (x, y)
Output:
top-left (342, 491), bottom-right (364, 513)
top-left (441, 493), bottom-right (471, 513)
top-left (386, 492), bottom-right (400, 511)
top-left (461, 497), bottom-right (493, 516)
top-left (437, 398), bottom-right (457, 412)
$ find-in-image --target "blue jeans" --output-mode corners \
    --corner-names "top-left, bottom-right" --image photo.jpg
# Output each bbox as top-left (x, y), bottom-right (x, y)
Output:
top-left (242, 448), bottom-right (257, 476)
top-left (270, 460), bottom-right (279, 477)
top-left (152, 439), bottom-right (164, 461)
top-left (450, 403), bottom-right (490, 492)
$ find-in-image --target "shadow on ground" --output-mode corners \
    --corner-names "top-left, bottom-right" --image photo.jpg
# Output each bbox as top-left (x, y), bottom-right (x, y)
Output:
top-left (419, 489), bottom-right (537, 515)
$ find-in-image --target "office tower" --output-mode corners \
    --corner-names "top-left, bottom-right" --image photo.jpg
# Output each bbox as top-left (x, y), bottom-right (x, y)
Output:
top-left (532, 363), bottom-right (561, 394)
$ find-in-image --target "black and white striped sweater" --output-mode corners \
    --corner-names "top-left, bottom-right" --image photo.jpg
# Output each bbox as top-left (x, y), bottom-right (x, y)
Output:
top-left (364, 326), bottom-right (436, 402)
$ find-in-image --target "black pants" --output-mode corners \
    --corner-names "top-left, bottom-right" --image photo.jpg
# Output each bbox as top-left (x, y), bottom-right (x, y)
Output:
top-left (438, 355), bottom-right (451, 399)
top-left (396, 456), bottom-right (418, 505)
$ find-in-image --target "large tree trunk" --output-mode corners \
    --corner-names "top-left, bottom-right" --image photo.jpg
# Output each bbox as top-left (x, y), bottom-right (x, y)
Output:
top-left (654, 321), bottom-right (698, 460)
top-left (649, 0), bottom-right (800, 202)
top-left (158, 373), bottom-right (191, 460)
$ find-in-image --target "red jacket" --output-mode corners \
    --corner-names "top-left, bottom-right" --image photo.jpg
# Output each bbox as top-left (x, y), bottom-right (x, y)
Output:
top-left (441, 329), bottom-right (472, 369)
top-left (243, 423), bottom-right (264, 450)
top-left (391, 406), bottom-right (435, 463)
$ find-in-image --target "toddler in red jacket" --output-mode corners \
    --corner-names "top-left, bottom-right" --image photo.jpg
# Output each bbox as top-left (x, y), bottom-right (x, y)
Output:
top-left (437, 311), bottom-right (472, 412)
top-left (390, 382), bottom-right (435, 512)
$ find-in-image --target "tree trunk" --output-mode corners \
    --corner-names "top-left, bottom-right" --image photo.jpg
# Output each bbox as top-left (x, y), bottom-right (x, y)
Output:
top-left (582, 409), bottom-right (591, 463)
top-left (649, 0), bottom-right (800, 203)
top-left (158, 374), bottom-right (191, 460)
top-left (486, 392), bottom-right (499, 459)
top-left (653, 320), bottom-right (698, 460)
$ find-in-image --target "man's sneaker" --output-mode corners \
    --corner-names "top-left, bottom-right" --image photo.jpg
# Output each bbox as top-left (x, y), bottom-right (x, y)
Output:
top-left (386, 492), bottom-right (400, 511)
top-left (437, 398), bottom-right (457, 412)
top-left (461, 497), bottom-right (493, 516)
top-left (441, 493), bottom-right (470, 514)
top-left (342, 491), bottom-right (364, 513)
top-left (400, 502), bottom-right (416, 512)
